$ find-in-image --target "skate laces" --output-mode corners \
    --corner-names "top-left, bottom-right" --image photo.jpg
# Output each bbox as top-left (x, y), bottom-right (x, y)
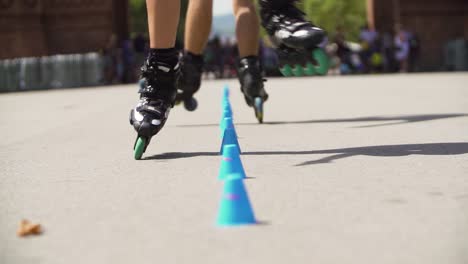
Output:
top-left (139, 97), bottom-right (164, 107)
top-left (140, 59), bottom-right (166, 83)
top-left (239, 57), bottom-right (267, 83)
top-left (140, 59), bottom-right (179, 101)
top-left (138, 97), bottom-right (169, 118)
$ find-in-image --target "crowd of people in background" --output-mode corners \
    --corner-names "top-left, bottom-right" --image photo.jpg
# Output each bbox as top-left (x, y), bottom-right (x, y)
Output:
top-left (100, 33), bottom-right (283, 85)
top-left (329, 23), bottom-right (420, 75)
top-left (101, 34), bottom-right (147, 85)
top-left (100, 23), bottom-right (421, 85)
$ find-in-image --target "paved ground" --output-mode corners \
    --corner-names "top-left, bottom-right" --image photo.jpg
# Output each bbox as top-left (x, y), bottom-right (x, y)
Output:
top-left (1, 73), bottom-right (468, 264)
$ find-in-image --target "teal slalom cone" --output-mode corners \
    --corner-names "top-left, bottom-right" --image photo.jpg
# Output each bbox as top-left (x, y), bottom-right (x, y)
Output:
top-left (219, 144), bottom-right (245, 180)
top-left (223, 85), bottom-right (230, 99)
top-left (224, 101), bottom-right (232, 112)
top-left (220, 117), bottom-right (234, 132)
top-left (222, 99), bottom-right (232, 113)
top-left (220, 128), bottom-right (241, 155)
top-left (222, 106), bottom-right (233, 119)
top-left (217, 174), bottom-right (256, 226)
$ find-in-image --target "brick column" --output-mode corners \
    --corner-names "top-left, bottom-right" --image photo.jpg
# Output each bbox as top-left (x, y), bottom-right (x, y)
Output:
top-left (0, 0), bottom-right (47, 59)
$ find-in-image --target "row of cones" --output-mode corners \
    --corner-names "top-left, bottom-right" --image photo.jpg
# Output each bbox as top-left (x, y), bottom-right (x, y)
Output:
top-left (217, 86), bottom-right (257, 226)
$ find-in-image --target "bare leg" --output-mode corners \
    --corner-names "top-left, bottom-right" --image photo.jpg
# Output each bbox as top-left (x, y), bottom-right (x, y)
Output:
top-left (146, 0), bottom-right (180, 48)
top-left (233, 0), bottom-right (260, 57)
top-left (176, 0), bottom-right (213, 110)
top-left (232, 0), bottom-right (267, 124)
top-left (129, 0), bottom-right (182, 160)
top-left (184, 0), bottom-right (213, 55)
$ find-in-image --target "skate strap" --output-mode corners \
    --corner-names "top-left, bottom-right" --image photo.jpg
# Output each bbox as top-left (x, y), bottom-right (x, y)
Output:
top-left (137, 102), bottom-right (166, 117)
top-left (281, 20), bottom-right (312, 32)
top-left (139, 81), bottom-right (175, 103)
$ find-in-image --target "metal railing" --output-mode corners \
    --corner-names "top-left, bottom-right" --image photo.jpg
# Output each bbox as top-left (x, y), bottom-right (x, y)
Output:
top-left (0, 53), bottom-right (103, 92)
top-left (444, 39), bottom-right (468, 71)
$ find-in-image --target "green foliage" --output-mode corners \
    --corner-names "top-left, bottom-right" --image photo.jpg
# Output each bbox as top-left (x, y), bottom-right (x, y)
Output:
top-left (129, 0), bottom-right (366, 43)
top-left (129, 0), bottom-right (189, 40)
top-left (129, 0), bottom-right (147, 35)
top-left (303, 0), bottom-right (366, 41)
top-left (177, 0), bottom-right (189, 43)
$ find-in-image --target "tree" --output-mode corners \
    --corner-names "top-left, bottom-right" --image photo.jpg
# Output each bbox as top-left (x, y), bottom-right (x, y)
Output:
top-left (129, 0), bottom-right (147, 36)
top-left (303, 0), bottom-right (366, 41)
top-left (129, 0), bottom-right (189, 41)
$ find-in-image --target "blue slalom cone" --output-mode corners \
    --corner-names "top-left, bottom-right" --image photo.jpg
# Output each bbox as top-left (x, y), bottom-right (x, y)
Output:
top-left (223, 85), bottom-right (230, 99)
top-left (217, 174), bottom-right (256, 226)
top-left (222, 100), bottom-right (232, 113)
top-left (219, 144), bottom-right (245, 180)
top-left (224, 102), bottom-right (232, 113)
top-left (222, 107), bottom-right (232, 119)
top-left (220, 128), bottom-right (241, 154)
top-left (220, 117), bottom-right (234, 132)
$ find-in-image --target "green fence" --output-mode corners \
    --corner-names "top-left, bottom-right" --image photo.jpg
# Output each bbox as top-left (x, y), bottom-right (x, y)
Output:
top-left (0, 53), bottom-right (103, 93)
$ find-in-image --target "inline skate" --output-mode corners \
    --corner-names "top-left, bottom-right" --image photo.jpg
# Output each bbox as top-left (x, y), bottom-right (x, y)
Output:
top-left (237, 56), bottom-right (268, 123)
top-left (175, 52), bottom-right (204, 111)
top-left (130, 51), bottom-right (179, 159)
top-left (260, 0), bottom-right (329, 76)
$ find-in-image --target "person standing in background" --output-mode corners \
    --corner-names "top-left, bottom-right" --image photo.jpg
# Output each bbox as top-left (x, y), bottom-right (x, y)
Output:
top-left (394, 24), bottom-right (410, 72)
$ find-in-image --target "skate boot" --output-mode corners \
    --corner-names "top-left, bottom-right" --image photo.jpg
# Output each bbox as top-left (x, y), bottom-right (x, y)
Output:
top-left (260, 0), bottom-right (329, 76)
top-left (175, 52), bottom-right (203, 111)
top-left (237, 56), bottom-right (268, 123)
top-left (130, 50), bottom-right (179, 159)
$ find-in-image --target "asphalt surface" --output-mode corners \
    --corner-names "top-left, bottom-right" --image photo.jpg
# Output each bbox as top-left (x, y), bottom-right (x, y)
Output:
top-left (1, 73), bottom-right (468, 264)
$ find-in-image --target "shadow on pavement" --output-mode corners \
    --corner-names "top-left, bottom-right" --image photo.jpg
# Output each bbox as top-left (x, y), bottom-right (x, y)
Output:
top-left (244, 142), bottom-right (468, 166)
top-left (177, 113), bottom-right (468, 128)
top-left (146, 143), bottom-right (468, 166)
top-left (145, 152), bottom-right (218, 160)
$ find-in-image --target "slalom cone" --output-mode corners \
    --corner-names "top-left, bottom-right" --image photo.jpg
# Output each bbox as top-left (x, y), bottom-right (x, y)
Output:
top-left (220, 117), bottom-right (234, 132)
top-left (220, 128), bottom-right (241, 154)
top-left (222, 99), bottom-right (232, 113)
top-left (222, 107), bottom-right (233, 119)
top-left (223, 85), bottom-right (230, 99)
top-left (216, 174), bottom-right (256, 226)
top-left (219, 144), bottom-right (245, 180)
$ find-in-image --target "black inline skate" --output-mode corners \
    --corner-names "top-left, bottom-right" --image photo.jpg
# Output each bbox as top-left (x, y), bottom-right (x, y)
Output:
top-left (260, 0), bottom-right (329, 76)
top-left (237, 56), bottom-right (268, 123)
top-left (175, 52), bottom-right (204, 111)
top-left (130, 50), bottom-right (179, 160)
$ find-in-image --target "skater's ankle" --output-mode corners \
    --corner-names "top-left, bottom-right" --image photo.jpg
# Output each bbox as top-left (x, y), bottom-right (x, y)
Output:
top-left (239, 55), bottom-right (260, 67)
top-left (148, 48), bottom-right (179, 68)
top-left (184, 51), bottom-right (204, 65)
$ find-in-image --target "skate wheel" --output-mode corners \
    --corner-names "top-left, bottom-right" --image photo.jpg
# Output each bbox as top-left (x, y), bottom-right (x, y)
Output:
top-left (280, 64), bottom-right (293, 77)
top-left (304, 62), bottom-right (316, 76)
top-left (311, 49), bottom-right (330, 76)
top-left (292, 64), bottom-right (304, 77)
top-left (254, 97), bottom-right (263, 124)
top-left (184, 97), bottom-right (198, 111)
top-left (134, 137), bottom-right (147, 160)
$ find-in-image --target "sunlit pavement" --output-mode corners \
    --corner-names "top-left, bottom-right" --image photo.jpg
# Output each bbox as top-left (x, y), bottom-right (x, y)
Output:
top-left (1, 73), bottom-right (467, 264)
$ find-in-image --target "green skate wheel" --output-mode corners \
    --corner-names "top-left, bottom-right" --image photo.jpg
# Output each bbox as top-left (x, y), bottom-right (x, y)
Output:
top-left (311, 49), bottom-right (330, 76)
top-left (280, 64), bottom-right (293, 77)
top-left (292, 64), bottom-right (304, 77)
top-left (134, 137), bottom-right (147, 160)
top-left (304, 62), bottom-right (316, 76)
